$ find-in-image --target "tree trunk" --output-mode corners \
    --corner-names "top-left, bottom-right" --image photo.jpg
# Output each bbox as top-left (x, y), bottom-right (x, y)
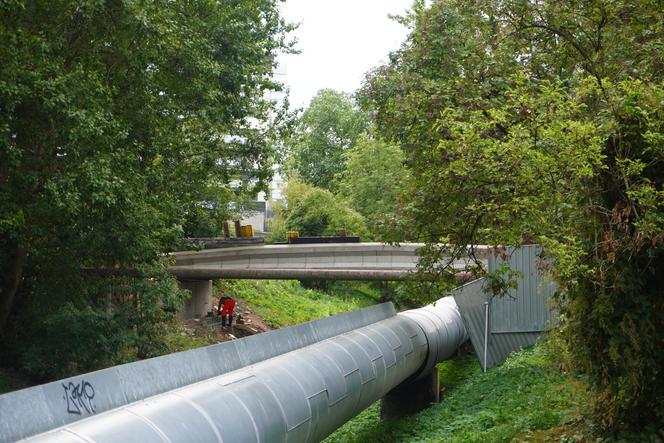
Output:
top-left (0, 243), bottom-right (26, 333)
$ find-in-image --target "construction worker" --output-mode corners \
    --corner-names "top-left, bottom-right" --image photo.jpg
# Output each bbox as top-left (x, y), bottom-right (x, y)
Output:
top-left (217, 295), bottom-right (236, 327)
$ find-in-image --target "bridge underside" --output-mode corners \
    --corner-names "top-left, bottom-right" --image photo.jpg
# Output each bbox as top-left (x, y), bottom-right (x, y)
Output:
top-left (169, 266), bottom-right (415, 281)
top-left (170, 243), bottom-right (485, 317)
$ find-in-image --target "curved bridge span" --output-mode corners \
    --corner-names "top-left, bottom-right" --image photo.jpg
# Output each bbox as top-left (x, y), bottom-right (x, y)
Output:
top-left (169, 242), bottom-right (487, 281)
top-left (169, 242), bottom-right (489, 318)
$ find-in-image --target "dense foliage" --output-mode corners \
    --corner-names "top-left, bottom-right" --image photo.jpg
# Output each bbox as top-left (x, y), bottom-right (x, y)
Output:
top-left (288, 89), bottom-right (368, 191)
top-left (283, 88), bottom-right (407, 241)
top-left (361, 0), bottom-right (663, 432)
top-left (0, 0), bottom-right (292, 378)
top-left (267, 179), bottom-right (368, 241)
top-left (338, 136), bottom-right (408, 235)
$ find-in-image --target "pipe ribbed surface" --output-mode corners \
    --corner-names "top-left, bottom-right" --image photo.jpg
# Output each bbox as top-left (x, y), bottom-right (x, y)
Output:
top-left (398, 296), bottom-right (470, 378)
top-left (9, 297), bottom-right (468, 443)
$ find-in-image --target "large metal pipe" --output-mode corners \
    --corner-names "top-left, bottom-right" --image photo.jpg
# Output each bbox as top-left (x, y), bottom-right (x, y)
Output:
top-left (4, 297), bottom-right (468, 443)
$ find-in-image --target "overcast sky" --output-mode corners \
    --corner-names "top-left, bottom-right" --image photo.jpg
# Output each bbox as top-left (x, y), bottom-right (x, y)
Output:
top-left (277, 0), bottom-right (414, 109)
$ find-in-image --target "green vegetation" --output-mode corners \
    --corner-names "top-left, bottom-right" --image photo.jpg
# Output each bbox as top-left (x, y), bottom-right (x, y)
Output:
top-left (338, 137), bottom-right (408, 236)
top-left (218, 280), bottom-right (380, 328)
top-left (288, 89), bottom-right (369, 192)
top-left (0, 0), bottom-right (293, 381)
top-left (360, 0), bottom-right (664, 432)
top-left (277, 89), bottom-right (407, 243)
top-left (326, 342), bottom-right (588, 443)
top-left (268, 179), bottom-right (369, 242)
top-left (0, 373), bottom-right (9, 393)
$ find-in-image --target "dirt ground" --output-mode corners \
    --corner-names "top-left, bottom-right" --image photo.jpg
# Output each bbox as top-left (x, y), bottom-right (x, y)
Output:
top-left (180, 296), bottom-right (272, 343)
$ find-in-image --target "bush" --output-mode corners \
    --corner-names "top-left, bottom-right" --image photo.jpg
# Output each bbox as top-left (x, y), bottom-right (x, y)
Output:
top-left (3, 263), bottom-right (187, 381)
top-left (267, 179), bottom-right (368, 241)
top-left (19, 304), bottom-right (132, 380)
top-left (287, 188), bottom-right (368, 237)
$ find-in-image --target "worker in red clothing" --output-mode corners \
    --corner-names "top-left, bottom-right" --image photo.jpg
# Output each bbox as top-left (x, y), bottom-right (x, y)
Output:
top-left (217, 295), bottom-right (236, 326)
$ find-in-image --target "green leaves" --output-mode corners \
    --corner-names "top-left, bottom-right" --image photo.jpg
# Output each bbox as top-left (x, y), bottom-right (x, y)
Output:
top-left (338, 136), bottom-right (408, 237)
top-left (0, 0), bottom-right (293, 376)
top-left (361, 0), bottom-right (664, 432)
top-left (274, 179), bottom-right (369, 239)
top-left (288, 89), bottom-right (369, 191)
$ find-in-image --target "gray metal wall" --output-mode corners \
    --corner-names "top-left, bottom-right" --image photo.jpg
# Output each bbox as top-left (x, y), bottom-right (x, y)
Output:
top-left (454, 245), bottom-right (556, 369)
top-left (487, 245), bottom-right (556, 333)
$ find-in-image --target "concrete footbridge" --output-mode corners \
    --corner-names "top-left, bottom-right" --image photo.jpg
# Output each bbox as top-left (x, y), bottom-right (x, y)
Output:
top-left (169, 242), bottom-right (488, 318)
top-left (169, 242), bottom-right (474, 281)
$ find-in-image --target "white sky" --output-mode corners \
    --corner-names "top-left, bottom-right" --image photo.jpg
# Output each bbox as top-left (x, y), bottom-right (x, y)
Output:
top-left (277, 0), bottom-right (414, 109)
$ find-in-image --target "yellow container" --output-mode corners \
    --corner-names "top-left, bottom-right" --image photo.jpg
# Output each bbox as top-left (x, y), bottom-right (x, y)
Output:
top-left (240, 225), bottom-right (253, 237)
top-left (286, 231), bottom-right (299, 240)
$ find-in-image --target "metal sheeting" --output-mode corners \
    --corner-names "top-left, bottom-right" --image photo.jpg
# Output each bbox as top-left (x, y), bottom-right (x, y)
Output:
top-left (19, 314), bottom-right (431, 443)
top-left (454, 245), bottom-right (556, 369)
top-left (0, 303), bottom-right (396, 443)
top-left (451, 279), bottom-right (494, 366)
top-left (487, 245), bottom-right (556, 333)
top-left (454, 279), bottom-right (542, 369)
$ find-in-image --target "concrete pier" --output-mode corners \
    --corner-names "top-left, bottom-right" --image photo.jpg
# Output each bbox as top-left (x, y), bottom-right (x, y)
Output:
top-left (178, 279), bottom-right (213, 318)
top-left (380, 367), bottom-right (441, 419)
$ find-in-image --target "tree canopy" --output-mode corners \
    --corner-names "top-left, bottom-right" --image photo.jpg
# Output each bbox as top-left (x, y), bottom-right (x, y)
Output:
top-left (361, 0), bottom-right (663, 432)
top-left (338, 136), bottom-right (407, 236)
top-left (0, 0), bottom-right (292, 376)
top-left (288, 89), bottom-right (368, 191)
top-left (268, 179), bottom-right (368, 241)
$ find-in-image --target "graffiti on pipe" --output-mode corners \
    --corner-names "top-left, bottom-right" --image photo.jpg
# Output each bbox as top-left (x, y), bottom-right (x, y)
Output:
top-left (62, 380), bottom-right (96, 415)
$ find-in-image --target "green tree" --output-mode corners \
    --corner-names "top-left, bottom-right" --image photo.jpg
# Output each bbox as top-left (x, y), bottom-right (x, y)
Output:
top-left (269, 179), bottom-right (368, 240)
top-left (361, 0), bottom-right (663, 432)
top-left (289, 89), bottom-right (369, 191)
top-left (0, 0), bottom-right (292, 377)
top-left (338, 136), bottom-right (407, 238)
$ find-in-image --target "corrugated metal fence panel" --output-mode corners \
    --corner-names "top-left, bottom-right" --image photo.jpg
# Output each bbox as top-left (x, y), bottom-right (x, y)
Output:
top-left (451, 279), bottom-right (491, 363)
top-left (455, 245), bottom-right (557, 369)
top-left (488, 245), bottom-right (556, 334)
top-left (452, 278), bottom-right (543, 368)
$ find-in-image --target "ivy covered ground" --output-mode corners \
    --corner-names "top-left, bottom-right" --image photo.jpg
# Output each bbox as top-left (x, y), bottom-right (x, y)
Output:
top-left (324, 343), bottom-right (590, 443)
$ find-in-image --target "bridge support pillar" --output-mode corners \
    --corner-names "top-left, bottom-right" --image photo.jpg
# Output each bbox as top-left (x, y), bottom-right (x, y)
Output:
top-left (178, 279), bottom-right (213, 319)
top-left (380, 367), bottom-right (440, 419)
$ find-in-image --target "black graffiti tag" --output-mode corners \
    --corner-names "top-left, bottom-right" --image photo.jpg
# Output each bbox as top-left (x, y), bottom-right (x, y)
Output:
top-left (62, 380), bottom-right (96, 415)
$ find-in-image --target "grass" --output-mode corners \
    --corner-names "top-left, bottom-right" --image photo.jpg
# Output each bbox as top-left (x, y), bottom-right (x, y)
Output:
top-left (324, 341), bottom-right (592, 443)
top-left (217, 280), bottom-right (381, 327)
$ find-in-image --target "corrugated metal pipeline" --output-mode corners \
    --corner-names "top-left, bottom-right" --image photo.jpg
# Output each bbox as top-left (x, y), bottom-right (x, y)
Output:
top-left (9, 297), bottom-right (468, 443)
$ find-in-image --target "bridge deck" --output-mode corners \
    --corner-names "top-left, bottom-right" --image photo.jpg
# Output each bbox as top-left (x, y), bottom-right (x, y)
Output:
top-left (170, 242), bottom-right (488, 281)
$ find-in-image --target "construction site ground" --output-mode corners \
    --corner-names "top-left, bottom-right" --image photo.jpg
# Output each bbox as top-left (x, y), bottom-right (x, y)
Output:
top-left (178, 296), bottom-right (272, 343)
